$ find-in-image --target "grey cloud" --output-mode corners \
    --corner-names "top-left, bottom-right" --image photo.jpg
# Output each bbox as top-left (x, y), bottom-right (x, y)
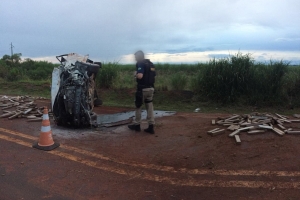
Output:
top-left (208, 54), bottom-right (231, 59)
top-left (166, 47), bottom-right (214, 54)
top-left (0, 0), bottom-right (299, 62)
top-left (275, 38), bottom-right (300, 42)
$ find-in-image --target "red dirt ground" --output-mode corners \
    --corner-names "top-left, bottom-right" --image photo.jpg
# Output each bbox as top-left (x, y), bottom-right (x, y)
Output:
top-left (1, 100), bottom-right (300, 200)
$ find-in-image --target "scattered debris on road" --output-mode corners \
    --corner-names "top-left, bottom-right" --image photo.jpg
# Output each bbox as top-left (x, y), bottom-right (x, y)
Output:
top-left (194, 108), bottom-right (201, 113)
top-left (0, 95), bottom-right (52, 121)
top-left (209, 112), bottom-right (300, 145)
top-left (234, 135), bottom-right (241, 145)
top-left (294, 114), bottom-right (300, 118)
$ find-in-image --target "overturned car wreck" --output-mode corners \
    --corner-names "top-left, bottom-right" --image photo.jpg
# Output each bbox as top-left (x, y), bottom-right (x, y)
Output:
top-left (51, 53), bottom-right (102, 127)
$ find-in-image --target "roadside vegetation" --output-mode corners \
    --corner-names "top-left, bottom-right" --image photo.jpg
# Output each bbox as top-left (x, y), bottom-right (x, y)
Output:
top-left (1, 53), bottom-right (300, 111)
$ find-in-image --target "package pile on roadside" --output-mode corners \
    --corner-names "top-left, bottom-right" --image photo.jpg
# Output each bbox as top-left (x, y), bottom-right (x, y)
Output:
top-left (208, 113), bottom-right (300, 145)
top-left (0, 95), bottom-right (52, 122)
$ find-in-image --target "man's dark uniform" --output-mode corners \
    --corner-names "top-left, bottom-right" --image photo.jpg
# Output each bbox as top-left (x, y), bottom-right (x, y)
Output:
top-left (129, 58), bottom-right (156, 133)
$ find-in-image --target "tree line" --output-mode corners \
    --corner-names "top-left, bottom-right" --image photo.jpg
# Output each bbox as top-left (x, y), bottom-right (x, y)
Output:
top-left (0, 54), bottom-right (58, 81)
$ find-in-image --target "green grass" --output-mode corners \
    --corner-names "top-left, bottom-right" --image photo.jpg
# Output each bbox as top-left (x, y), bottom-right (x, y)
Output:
top-left (98, 89), bottom-right (300, 114)
top-left (2, 80), bottom-right (300, 114)
top-left (96, 63), bottom-right (200, 91)
top-left (170, 73), bottom-right (188, 90)
top-left (0, 80), bottom-right (51, 98)
top-left (1, 53), bottom-right (300, 111)
top-left (94, 58), bottom-right (300, 104)
top-left (98, 88), bottom-right (231, 111)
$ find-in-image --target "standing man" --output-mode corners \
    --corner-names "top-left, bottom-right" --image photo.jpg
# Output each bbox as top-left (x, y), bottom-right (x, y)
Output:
top-left (128, 51), bottom-right (156, 134)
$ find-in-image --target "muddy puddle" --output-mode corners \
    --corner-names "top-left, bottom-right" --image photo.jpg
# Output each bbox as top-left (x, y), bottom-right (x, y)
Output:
top-left (51, 110), bottom-right (176, 139)
top-left (96, 110), bottom-right (176, 126)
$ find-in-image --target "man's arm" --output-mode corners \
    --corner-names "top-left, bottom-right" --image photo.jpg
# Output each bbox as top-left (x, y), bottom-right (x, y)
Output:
top-left (136, 63), bottom-right (144, 79)
top-left (136, 73), bottom-right (143, 79)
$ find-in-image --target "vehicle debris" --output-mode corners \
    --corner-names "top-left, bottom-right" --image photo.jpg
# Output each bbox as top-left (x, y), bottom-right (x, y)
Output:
top-left (52, 53), bottom-right (102, 127)
top-left (293, 114), bottom-right (300, 118)
top-left (235, 135), bottom-right (241, 145)
top-left (210, 112), bottom-right (300, 145)
top-left (0, 96), bottom-right (51, 121)
top-left (194, 108), bottom-right (201, 113)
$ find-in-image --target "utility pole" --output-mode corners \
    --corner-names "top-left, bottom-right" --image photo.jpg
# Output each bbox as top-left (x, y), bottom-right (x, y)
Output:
top-left (10, 42), bottom-right (14, 58)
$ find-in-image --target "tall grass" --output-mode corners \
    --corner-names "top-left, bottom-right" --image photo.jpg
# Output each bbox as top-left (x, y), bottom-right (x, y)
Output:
top-left (96, 62), bottom-right (118, 88)
top-left (191, 53), bottom-right (294, 106)
top-left (246, 61), bottom-right (289, 105)
top-left (170, 72), bottom-right (188, 90)
top-left (93, 56), bottom-right (300, 107)
top-left (0, 59), bottom-right (57, 81)
top-left (2, 53), bottom-right (300, 107)
top-left (192, 53), bottom-right (253, 102)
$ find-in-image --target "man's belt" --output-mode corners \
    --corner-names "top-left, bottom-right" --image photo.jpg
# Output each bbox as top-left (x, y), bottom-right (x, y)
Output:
top-left (137, 85), bottom-right (152, 90)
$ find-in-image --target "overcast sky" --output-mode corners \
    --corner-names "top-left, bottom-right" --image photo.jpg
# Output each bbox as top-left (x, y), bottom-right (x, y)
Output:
top-left (1, 0), bottom-right (299, 64)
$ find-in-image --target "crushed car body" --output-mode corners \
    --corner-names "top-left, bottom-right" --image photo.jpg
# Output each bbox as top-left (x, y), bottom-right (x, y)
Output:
top-left (51, 53), bottom-right (102, 127)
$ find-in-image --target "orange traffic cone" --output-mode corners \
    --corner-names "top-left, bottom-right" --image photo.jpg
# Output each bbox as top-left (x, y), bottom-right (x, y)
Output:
top-left (33, 107), bottom-right (60, 151)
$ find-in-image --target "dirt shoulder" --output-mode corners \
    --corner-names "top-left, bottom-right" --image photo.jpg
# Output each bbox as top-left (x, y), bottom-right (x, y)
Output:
top-left (1, 100), bottom-right (300, 199)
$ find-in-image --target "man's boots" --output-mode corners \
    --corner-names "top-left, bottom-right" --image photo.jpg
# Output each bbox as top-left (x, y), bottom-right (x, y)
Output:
top-left (128, 124), bottom-right (141, 132)
top-left (144, 124), bottom-right (155, 134)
